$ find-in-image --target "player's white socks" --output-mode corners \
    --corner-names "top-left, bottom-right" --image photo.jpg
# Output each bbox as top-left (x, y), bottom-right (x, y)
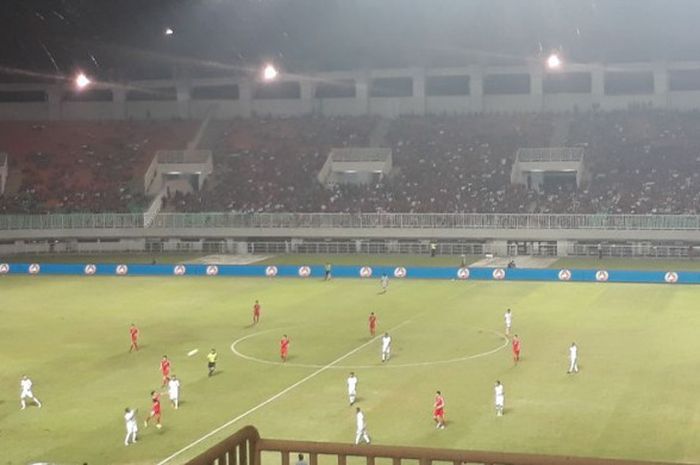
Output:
top-left (349, 395), bottom-right (356, 405)
top-left (125, 431), bottom-right (137, 446)
top-left (355, 432), bottom-right (370, 444)
top-left (20, 398), bottom-right (40, 409)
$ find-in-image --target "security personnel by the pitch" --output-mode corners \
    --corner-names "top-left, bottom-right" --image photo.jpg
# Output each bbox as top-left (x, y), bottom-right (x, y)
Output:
top-left (207, 348), bottom-right (218, 377)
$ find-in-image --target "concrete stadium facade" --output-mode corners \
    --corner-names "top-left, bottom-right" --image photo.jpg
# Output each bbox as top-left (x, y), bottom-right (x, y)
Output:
top-left (4, 61), bottom-right (700, 120)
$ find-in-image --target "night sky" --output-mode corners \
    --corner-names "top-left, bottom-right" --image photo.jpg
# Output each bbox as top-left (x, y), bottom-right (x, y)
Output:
top-left (2, 0), bottom-right (700, 83)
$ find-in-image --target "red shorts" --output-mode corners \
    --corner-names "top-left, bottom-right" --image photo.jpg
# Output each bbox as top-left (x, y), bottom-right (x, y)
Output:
top-left (513, 349), bottom-right (520, 356)
top-left (152, 407), bottom-right (161, 416)
top-left (369, 324), bottom-right (376, 331)
top-left (433, 408), bottom-right (444, 417)
top-left (281, 349), bottom-right (288, 357)
top-left (162, 371), bottom-right (170, 377)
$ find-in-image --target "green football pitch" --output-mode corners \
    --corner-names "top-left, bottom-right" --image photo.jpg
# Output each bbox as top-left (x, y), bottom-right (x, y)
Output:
top-left (2, 274), bottom-right (700, 465)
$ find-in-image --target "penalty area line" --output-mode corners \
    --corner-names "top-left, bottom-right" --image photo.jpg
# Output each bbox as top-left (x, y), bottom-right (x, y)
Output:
top-left (156, 319), bottom-right (411, 465)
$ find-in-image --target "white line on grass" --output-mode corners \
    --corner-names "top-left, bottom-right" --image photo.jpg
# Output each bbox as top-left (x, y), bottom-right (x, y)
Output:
top-left (156, 320), bottom-right (411, 465)
top-left (231, 328), bottom-right (508, 369)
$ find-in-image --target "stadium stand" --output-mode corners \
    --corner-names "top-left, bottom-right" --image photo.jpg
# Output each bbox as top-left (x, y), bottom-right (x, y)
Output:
top-left (0, 121), bottom-right (198, 214)
top-left (1, 110), bottom-right (700, 215)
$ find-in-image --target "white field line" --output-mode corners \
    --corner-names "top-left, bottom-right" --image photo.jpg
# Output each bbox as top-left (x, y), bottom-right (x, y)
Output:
top-left (231, 329), bottom-right (508, 369)
top-left (156, 320), bottom-right (410, 465)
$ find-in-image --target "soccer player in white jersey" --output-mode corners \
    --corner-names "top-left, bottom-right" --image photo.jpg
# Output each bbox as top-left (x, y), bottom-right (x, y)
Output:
top-left (381, 332), bottom-right (392, 362)
top-left (124, 407), bottom-right (138, 445)
top-left (568, 342), bottom-right (579, 374)
top-left (504, 308), bottom-right (512, 336)
top-left (380, 273), bottom-right (389, 293)
top-left (19, 375), bottom-right (42, 409)
top-left (168, 375), bottom-right (181, 409)
top-left (347, 372), bottom-right (358, 406)
top-left (354, 407), bottom-right (371, 444)
top-left (494, 381), bottom-right (505, 416)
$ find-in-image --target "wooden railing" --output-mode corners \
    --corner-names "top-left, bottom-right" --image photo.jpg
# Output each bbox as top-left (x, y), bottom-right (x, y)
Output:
top-left (184, 425), bottom-right (259, 465)
top-left (184, 426), bottom-right (686, 465)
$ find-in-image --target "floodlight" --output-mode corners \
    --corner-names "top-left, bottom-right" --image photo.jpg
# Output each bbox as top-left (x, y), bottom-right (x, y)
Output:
top-left (262, 64), bottom-right (279, 81)
top-left (75, 73), bottom-right (91, 89)
top-left (546, 53), bottom-right (562, 69)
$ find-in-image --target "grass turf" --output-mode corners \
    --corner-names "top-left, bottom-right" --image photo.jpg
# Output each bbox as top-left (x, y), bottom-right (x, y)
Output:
top-left (2, 275), bottom-right (700, 465)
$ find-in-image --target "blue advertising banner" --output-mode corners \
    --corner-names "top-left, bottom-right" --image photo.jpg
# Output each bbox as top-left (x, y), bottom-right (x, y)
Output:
top-left (0, 261), bottom-right (697, 285)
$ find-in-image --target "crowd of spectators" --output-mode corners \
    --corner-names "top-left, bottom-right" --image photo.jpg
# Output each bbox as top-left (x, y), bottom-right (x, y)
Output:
top-left (0, 121), bottom-right (198, 214)
top-left (2, 110), bottom-right (700, 215)
top-left (170, 110), bottom-right (700, 215)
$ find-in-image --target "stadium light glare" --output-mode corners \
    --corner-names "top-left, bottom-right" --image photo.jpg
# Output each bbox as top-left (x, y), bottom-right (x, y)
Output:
top-left (164, 27), bottom-right (175, 36)
top-left (75, 73), bottom-right (91, 90)
top-left (546, 53), bottom-right (562, 69)
top-left (262, 64), bottom-right (279, 81)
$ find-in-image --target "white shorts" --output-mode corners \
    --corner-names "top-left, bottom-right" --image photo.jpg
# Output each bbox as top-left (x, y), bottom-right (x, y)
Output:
top-left (495, 395), bottom-right (504, 407)
top-left (382, 346), bottom-right (391, 353)
top-left (20, 390), bottom-right (34, 399)
top-left (169, 391), bottom-right (179, 400)
top-left (348, 388), bottom-right (356, 396)
top-left (126, 422), bottom-right (138, 434)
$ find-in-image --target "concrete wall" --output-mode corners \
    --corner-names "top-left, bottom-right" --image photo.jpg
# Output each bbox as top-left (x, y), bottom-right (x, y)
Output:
top-left (5, 62), bottom-right (700, 121)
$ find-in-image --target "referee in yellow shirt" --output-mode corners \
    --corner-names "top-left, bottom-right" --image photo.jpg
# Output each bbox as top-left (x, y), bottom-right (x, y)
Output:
top-left (207, 349), bottom-right (218, 377)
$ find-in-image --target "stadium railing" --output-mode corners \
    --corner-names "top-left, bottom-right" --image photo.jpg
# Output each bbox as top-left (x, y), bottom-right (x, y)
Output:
top-left (185, 426), bottom-right (682, 465)
top-left (0, 213), bottom-right (144, 230)
top-left (1, 212), bottom-right (700, 231)
top-left (149, 213), bottom-right (700, 230)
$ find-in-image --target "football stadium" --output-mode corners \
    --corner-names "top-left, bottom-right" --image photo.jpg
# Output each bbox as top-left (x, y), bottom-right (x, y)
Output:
top-left (3, 1), bottom-right (700, 465)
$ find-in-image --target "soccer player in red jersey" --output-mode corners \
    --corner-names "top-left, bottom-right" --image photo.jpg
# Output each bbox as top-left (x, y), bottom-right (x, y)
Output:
top-left (129, 323), bottom-right (139, 352)
top-left (160, 356), bottom-right (171, 387)
top-left (253, 300), bottom-right (261, 325)
top-left (144, 390), bottom-right (162, 429)
top-left (512, 334), bottom-right (521, 362)
top-left (368, 312), bottom-right (377, 337)
top-left (280, 335), bottom-right (290, 362)
top-left (433, 391), bottom-right (446, 429)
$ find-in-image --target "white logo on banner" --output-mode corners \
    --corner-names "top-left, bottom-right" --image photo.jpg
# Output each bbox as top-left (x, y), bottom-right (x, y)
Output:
top-left (173, 265), bottom-right (186, 276)
top-left (298, 266), bottom-right (311, 277)
top-left (492, 268), bottom-right (506, 280)
top-left (664, 271), bottom-right (678, 283)
top-left (84, 264), bottom-right (97, 275)
top-left (393, 267), bottom-right (407, 278)
top-left (457, 267), bottom-right (470, 280)
top-left (206, 265), bottom-right (219, 276)
top-left (558, 269), bottom-right (572, 281)
top-left (359, 266), bottom-right (373, 278)
top-left (595, 270), bottom-right (609, 282)
top-left (0, 263), bottom-right (9, 274)
top-left (116, 264), bottom-right (128, 275)
top-left (28, 263), bottom-right (41, 275)
top-left (266, 266), bottom-right (278, 277)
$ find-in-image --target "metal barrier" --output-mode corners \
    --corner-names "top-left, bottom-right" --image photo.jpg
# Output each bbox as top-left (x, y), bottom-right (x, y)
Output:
top-left (2, 212), bottom-right (700, 231)
top-left (1, 212), bottom-right (700, 231)
top-left (183, 426), bottom-right (682, 465)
